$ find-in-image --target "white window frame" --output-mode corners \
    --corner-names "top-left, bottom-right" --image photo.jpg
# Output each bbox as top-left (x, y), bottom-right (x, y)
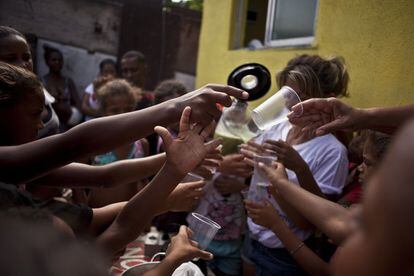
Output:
top-left (264, 0), bottom-right (318, 48)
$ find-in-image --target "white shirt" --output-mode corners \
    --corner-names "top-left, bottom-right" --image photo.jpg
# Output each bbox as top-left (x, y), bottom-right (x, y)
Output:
top-left (84, 83), bottom-right (99, 121)
top-left (248, 120), bottom-right (348, 248)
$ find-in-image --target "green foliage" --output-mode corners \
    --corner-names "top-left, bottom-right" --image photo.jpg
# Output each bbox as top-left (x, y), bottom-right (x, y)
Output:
top-left (165, 0), bottom-right (203, 12)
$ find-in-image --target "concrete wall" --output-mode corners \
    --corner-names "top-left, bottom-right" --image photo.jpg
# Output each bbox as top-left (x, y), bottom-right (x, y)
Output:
top-left (197, 0), bottom-right (414, 108)
top-left (0, 0), bottom-right (122, 55)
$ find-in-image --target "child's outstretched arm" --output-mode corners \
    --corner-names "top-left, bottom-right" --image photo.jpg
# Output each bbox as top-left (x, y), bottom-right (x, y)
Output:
top-left (27, 153), bottom-right (166, 188)
top-left (260, 162), bottom-right (351, 245)
top-left (263, 140), bottom-right (324, 198)
top-left (95, 107), bottom-right (221, 254)
top-left (88, 180), bottom-right (205, 236)
top-left (0, 84), bottom-right (247, 184)
top-left (245, 200), bottom-right (330, 276)
top-left (143, 226), bottom-right (213, 276)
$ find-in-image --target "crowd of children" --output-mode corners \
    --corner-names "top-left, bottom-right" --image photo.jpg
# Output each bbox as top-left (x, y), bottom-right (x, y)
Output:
top-left (0, 24), bottom-right (413, 276)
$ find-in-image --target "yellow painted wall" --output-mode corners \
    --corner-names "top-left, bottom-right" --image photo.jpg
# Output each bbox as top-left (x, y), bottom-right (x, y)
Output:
top-left (196, 0), bottom-right (414, 108)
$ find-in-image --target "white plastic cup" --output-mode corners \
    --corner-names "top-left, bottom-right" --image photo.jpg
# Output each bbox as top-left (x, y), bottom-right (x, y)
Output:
top-left (189, 213), bottom-right (221, 250)
top-left (252, 86), bottom-right (303, 130)
top-left (253, 154), bottom-right (276, 201)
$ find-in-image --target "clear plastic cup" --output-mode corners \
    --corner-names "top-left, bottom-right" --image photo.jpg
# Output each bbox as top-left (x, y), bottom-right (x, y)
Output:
top-left (241, 188), bottom-right (253, 200)
top-left (253, 154), bottom-right (276, 201)
top-left (252, 86), bottom-right (303, 130)
top-left (189, 213), bottom-right (221, 250)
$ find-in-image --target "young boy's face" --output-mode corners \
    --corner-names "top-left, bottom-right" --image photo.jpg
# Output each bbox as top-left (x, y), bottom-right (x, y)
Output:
top-left (121, 57), bottom-right (145, 87)
top-left (0, 88), bottom-right (44, 145)
top-left (101, 63), bottom-right (116, 77)
top-left (331, 124), bottom-right (414, 275)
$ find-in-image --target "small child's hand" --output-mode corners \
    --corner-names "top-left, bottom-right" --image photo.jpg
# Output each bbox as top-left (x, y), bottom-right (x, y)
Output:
top-left (166, 181), bottom-right (205, 212)
top-left (155, 107), bottom-right (222, 177)
top-left (239, 141), bottom-right (267, 167)
top-left (257, 162), bottom-right (289, 189)
top-left (192, 149), bottom-right (223, 179)
top-left (218, 154), bottom-right (253, 178)
top-left (244, 199), bottom-right (281, 230)
top-left (263, 140), bottom-right (306, 172)
top-left (166, 225), bottom-right (213, 264)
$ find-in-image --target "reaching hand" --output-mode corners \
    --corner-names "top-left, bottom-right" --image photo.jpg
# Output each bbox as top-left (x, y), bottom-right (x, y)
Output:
top-left (257, 162), bottom-right (289, 188)
top-left (173, 84), bottom-right (249, 126)
top-left (263, 140), bottom-right (306, 172)
top-left (287, 98), bottom-right (361, 136)
top-left (166, 226), bottom-right (213, 264)
top-left (166, 181), bottom-right (205, 212)
top-left (218, 154), bottom-right (253, 178)
top-left (155, 107), bottom-right (222, 177)
top-left (239, 141), bottom-right (267, 167)
top-left (244, 199), bottom-right (281, 230)
top-left (192, 150), bottom-right (223, 179)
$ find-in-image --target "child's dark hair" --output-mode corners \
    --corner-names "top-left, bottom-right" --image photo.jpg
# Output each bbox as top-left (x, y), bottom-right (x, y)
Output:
top-left (122, 50), bottom-right (146, 63)
top-left (0, 25), bottom-right (24, 40)
top-left (0, 62), bottom-right (42, 107)
top-left (93, 75), bottom-right (115, 93)
top-left (366, 131), bottom-right (392, 161)
top-left (276, 54), bottom-right (349, 98)
top-left (97, 79), bottom-right (136, 111)
top-left (154, 79), bottom-right (187, 104)
top-left (43, 44), bottom-right (63, 61)
top-left (99, 58), bottom-right (116, 71)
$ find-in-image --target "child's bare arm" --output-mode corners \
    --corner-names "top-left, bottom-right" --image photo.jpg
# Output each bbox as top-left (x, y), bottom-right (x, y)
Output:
top-left (0, 84), bottom-right (247, 184)
top-left (245, 200), bottom-right (330, 276)
top-left (27, 153), bottom-right (166, 188)
top-left (261, 162), bottom-right (352, 245)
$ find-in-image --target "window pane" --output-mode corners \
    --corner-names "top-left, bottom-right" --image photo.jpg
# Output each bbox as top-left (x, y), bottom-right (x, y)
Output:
top-left (271, 0), bottom-right (317, 40)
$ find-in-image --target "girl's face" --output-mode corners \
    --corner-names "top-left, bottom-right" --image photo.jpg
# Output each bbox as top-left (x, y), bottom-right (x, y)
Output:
top-left (46, 52), bottom-right (63, 73)
top-left (358, 139), bottom-right (377, 184)
top-left (0, 89), bottom-right (44, 145)
top-left (102, 94), bottom-right (135, 116)
top-left (0, 35), bottom-right (33, 72)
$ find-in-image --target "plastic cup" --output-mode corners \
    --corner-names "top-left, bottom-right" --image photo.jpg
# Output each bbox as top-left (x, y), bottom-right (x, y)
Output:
top-left (253, 154), bottom-right (276, 201)
top-left (241, 188), bottom-right (256, 201)
top-left (182, 173), bottom-right (204, 183)
top-left (251, 86), bottom-right (303, 130)
top-left (189, 213), bottom-right (221, 250)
